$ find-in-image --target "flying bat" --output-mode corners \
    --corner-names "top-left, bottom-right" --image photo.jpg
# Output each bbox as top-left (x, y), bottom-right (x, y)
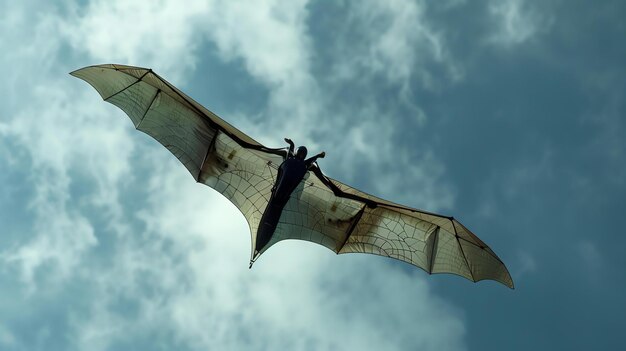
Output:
top-left (71, 64), bottom-right (514, 288)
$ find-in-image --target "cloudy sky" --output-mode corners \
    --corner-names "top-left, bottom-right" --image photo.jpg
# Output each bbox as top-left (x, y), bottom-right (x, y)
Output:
top-left (1, 0), bottom-right (624, 350)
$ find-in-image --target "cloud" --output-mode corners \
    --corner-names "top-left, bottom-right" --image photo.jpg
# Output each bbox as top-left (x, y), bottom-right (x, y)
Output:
top-left (62, 0), bottom-right (212, 80)
top-left (487, 0), bottom-right (551, 46)
top-left (182, 0), bottom-right (456, 210)
top-left (328, 111), bottom-right (454, 210)
top-left (69, 158), bottom-right (466, 350)
top-left (354, 0), bottom-right (461, 88)
top-left (322, 0), bottom-right (462, 92)
top-left (0, 1), bottom-right (63, 115)
top-left (199, 0), bottom-right (320, 146)
top-left (0, 0), bottom-right (465, 350)
top-left (0, 4), bottom-right (117, 290)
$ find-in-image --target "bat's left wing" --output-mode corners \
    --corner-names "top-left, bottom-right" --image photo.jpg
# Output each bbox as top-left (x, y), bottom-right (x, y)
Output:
top-left (71, 64), bottom-right (286, 258)
top-left (259, 165), bottom-right (515, 289)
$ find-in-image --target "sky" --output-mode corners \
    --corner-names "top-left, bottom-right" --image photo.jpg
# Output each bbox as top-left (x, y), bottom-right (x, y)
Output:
top-left (0, 0), bottom-right (624, 350)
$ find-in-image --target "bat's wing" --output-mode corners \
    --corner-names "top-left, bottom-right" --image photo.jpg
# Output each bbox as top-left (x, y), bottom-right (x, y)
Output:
top-left (261, 165), bottom-right (514, 289)
top-left (72, 64), bottom-right (513, 289)
top-left (71, 64), bottom-right (285, 258)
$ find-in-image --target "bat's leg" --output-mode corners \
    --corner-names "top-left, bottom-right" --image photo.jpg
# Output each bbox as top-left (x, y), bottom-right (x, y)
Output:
top-left (254, 170), bottom-right (305, 256)
top-left (255, 194), bottom-right (289, 254)
top-left (255, 219), bottom-right (279, 253)
top-left (249, 249), bottom-right (263, 268)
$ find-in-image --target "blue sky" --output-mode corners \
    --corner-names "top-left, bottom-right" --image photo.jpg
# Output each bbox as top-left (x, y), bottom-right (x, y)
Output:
top-left (1, 0), bottom-right (624, 350)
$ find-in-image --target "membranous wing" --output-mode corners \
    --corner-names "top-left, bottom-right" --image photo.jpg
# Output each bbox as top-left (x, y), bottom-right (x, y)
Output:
top-left (72, 64), bottom-right (513, 289)
top-left (71, 64), bottom-right (285, 254)
top-left (265, 166), bottom-right (514, 289)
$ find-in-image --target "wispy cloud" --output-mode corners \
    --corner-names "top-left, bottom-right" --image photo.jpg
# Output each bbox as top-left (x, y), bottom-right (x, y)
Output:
top-left (487, 0), bottom-right (552, 46)
top-left (62, 0), bottom-right (212, 80)
top-left (348, 0), bottom-right (462, 88)
top-left (70, 162), bottom-right (466, 350)
top-left (203, 0), bottom-right (317, 127)
top-left (182, 0), bottom-right (456, 210)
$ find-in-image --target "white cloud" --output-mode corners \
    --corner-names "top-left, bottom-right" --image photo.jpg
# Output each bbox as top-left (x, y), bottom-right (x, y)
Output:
top-left (364, 0), bottom-right (459, 87)
top-left (2, 193), bottom-right (97, 290)
top-left (70, 158), bottom-right (466, 350)
top-left (0, 1), bottom-right (62, 115)
top-left (487, 0), bottom-right (551, 46)
top-left (328, 109), bottom-right (454, 210)
top-left (0, 0), bottom-right (465, 349)
top-left (200, 0), bottom-right (320, 145)
top-left (62, 0), bottom-right (212, 80)
top-left (0, 3), bottom-right (120, 290)
top-left (327, 0), bottom-right (462, 91)
top-left (194, 0), bottom-right (456, 187)
top-left (62, 0), bottom-right (322, 148)
top-left (197, 0), bottom-right (455, 210)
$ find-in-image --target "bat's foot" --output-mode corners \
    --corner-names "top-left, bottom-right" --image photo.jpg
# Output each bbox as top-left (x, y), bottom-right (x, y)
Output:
top-left (249, 251), bottom-right (260, 269)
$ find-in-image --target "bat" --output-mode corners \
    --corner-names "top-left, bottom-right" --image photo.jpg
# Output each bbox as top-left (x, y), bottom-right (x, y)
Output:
top-left (71, 64), bottom-right (514, 288)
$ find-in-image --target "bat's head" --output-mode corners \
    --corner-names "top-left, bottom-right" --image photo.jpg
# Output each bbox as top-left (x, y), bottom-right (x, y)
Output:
top-left (295, 146), bottom-right (308, 160)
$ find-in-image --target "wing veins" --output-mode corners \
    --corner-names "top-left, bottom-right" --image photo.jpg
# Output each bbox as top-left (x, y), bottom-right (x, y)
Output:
top-left (197, 130), bottom-right (219, 182)
top-left (427, 226), bottom-right (439, 274)
top-left (136, 89), bottom-right (161, 129)
top-left (151, 71), bottom-right (286, 158)
top-left (456, 235), bottom-right (504, 264)
top-left (310, 165), bottom-right (453, 220)
top-left (452, 220), bottom-right (475, 282)
top-left (71, 64), bottom-right (514, 289)
top-left (104, 69), bottom-right (152, 101)
top-left (337, 204), bottom-right (367, 253)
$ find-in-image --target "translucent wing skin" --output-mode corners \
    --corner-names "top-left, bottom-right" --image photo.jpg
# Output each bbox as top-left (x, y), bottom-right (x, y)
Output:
top-left (72, 64), bottom-right (514, 289)
top-left (269, 167), bottom-right (514, 288)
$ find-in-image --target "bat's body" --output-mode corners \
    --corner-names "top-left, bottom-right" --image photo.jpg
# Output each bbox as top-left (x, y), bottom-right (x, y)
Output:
top-left (256, 156), bottom-right (309, 257)
top-left (71, 64), bottom-right (514, 288)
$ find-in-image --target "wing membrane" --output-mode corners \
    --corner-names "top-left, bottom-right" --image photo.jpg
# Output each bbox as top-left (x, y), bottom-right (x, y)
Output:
top-left (266, 169), bottom-right (514, 289)
top-left (72, 64), bottom-right (513, 289)
top-left (71, 64), bottom-right (284, 256)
